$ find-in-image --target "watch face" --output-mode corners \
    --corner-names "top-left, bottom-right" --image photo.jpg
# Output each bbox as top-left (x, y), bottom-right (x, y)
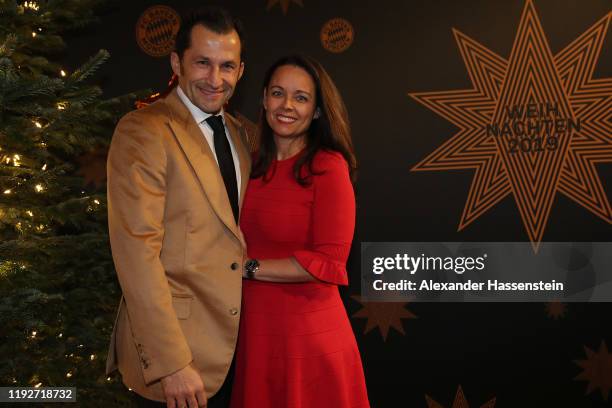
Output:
top-left (246, 259), bottom-right (259, 278)
top-left (247, 259), bottom-right (259, 269)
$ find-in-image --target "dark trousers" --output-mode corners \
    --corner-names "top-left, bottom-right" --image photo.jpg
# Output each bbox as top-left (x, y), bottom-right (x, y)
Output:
top-left (133, 361), bottom-right (235, 408)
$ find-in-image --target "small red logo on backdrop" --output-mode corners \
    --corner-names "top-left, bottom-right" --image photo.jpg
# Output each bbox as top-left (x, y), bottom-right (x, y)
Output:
top-left (136, 5), bottom-right (181, 57)
top-left (320, 18), bottom-right (354, 53)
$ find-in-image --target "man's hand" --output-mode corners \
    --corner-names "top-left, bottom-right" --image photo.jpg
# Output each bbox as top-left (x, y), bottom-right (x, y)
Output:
top-left (160, 364), bottom-right (207, 408)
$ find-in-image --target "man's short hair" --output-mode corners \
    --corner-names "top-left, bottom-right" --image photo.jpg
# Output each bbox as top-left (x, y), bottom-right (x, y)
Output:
top-left (174, 6), bottom-right (245, 60)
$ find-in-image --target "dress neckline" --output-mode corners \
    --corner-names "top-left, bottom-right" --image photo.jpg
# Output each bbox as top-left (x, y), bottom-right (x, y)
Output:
top-left (275, 147), bottom-right (305, 164)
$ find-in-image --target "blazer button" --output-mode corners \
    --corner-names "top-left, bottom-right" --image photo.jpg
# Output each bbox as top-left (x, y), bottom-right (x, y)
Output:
top-left (229, 308), bottom-right (238, 316)
top-left (231, 262), bottom-right (239, 270)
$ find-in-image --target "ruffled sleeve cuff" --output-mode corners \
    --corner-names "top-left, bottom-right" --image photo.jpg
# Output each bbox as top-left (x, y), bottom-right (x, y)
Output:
top-left (293, 250), bottom-right (349, 286)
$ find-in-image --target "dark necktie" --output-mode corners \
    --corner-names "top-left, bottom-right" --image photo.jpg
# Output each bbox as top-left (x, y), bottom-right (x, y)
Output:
top-left (205, 115), bottom-right (239, 224)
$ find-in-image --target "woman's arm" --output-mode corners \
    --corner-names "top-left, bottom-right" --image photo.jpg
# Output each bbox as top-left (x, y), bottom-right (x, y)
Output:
top-left (244, 258), bottom-right (317, 282)
top-left (245, 152), bottom-right (355, 285)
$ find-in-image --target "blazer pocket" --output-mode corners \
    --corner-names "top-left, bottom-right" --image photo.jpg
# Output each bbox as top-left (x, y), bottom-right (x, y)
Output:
top-left (171, 295), bottom-right (193, 320)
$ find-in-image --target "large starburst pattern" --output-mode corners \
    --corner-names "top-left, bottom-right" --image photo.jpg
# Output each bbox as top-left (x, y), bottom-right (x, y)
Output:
top-left (409, 1), bottom-right (611, 249)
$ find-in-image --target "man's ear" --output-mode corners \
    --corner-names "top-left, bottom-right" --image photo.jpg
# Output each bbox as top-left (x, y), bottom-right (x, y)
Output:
top-left (238, 61), bottom-right (245, 81)
top-left (170, 52), bottom-right (181, 76)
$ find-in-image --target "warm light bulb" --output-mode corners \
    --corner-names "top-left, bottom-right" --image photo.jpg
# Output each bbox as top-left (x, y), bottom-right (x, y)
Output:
top-left (24, 1), bottom-right (40, 11)
top-left (34, 383), bottom-right (42, 388)
top-left (93, 199), bottom-right (100, 205)
top-left (42, 164), bottom-right (47, 171)
top-left (66, 372), bottom-right (72, 378)
top-left (31, 32), bottom-right (37, 38)
top-left (3, 189), bottom-right (11, 195)
top-left (26, 210), bottom-right (33, 217)
top-left (35, 184), bottom-right (44, 192)
top-left (31, 330), bottom-right (37, 338)
top-left (90, 354), bottom-right (96, 360)
top-left (34, 121), bottom-right (42, 128)
top-left (60, 70), bottom-right (67, 77)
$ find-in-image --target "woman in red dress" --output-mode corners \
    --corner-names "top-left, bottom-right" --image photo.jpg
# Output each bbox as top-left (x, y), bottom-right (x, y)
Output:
top-left (230, 55), bottom-right (370, 408)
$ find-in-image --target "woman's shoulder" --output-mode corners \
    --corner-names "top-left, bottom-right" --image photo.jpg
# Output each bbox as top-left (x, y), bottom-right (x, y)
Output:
top-left (312, 149), bottom-right (348, 172)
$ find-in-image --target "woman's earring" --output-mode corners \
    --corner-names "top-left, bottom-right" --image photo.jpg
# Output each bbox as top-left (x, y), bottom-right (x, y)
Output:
top-left (313, 108), bottom-right (321, 119)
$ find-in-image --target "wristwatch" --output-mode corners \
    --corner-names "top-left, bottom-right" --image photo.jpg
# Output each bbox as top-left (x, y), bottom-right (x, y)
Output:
top-left (244, 259), bottom-right (260, 279)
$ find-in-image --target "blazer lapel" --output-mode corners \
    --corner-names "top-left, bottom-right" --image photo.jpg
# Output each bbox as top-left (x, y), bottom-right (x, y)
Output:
top-left (225, 116), bottom-right (251, 212)
top-left (164, 90), bottom-right (241, 240)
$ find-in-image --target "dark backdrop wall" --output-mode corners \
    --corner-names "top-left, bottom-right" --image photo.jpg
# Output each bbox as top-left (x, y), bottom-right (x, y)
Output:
top-left (64, 1), bottom-right (612, 406)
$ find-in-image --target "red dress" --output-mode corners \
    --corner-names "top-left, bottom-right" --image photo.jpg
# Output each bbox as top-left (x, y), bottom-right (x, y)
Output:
top-left (230, 150), bottom-right (370, 408)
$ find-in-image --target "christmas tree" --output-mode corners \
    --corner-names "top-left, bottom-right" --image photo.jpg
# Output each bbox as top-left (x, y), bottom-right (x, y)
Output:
top-left (0, 1), bottom-right (137, 405)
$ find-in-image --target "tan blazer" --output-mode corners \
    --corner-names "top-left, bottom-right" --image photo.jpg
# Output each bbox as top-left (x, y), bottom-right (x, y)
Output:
top-left (105, 89), bottom-right (251, 401)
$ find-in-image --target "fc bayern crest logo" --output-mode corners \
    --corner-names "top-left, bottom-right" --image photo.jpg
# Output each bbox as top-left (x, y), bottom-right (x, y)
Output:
top-left (320, 18), bottom-right (354, 53)
top-left (136, 5), bottom-right (181, 57)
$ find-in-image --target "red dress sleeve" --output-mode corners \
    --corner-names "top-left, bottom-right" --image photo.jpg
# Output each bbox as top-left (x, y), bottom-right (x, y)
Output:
top-left (293, 151), bottom-right (355, 285)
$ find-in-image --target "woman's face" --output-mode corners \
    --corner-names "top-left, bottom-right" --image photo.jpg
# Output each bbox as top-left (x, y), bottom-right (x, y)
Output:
top-left (263, 65), bottom-right (318, 142)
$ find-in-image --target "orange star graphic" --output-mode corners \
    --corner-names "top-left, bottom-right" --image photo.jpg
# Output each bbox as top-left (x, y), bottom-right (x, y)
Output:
top-left (266, 0), bottom-right (303, 15)
top-left (76, 147), bottom-right (108, 189)
top-left (575, 340), bottom-right (612, 401)
top-left (544, 301), bottom-right (567, 319)
top-left (426, 386), bottom-right (496, 408)
top-left (410, 1), bottom-right (611, 249)
top-left (350, 295), bottom-right (416, 341)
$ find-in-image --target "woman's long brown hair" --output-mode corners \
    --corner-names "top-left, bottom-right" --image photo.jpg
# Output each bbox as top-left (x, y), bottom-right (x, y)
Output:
top-left (251, 55), bottom-right (357, 185)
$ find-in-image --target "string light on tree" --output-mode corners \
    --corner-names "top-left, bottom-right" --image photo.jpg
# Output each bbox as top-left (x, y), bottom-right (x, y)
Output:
top-left (1, 5), bottom-right (134, 404)
top-left (23, 1), bottom-right (40, 11)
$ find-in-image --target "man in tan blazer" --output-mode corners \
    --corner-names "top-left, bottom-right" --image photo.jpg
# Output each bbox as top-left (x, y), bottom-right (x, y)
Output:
top-left (106, 7), bottom-right (250, 408)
